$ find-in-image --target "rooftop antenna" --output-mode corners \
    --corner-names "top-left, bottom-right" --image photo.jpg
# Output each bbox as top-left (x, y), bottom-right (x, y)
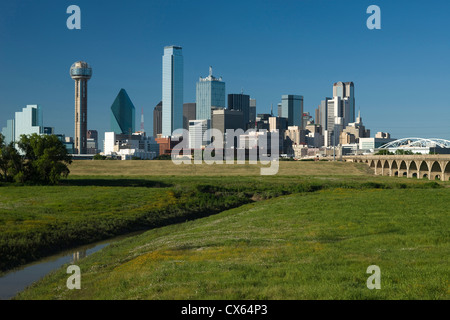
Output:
top-left (271, 103), bottom-right (274, 116)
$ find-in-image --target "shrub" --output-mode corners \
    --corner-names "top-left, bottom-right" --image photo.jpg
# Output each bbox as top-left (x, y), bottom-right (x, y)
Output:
top-left (0, 133), bottom-right (72, 185)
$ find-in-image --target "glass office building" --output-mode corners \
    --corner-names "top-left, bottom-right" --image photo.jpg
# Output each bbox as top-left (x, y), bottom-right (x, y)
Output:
top-left (162, 46), bottom-right (184, 137)
top-left (228, 93), bottom-right (250, 125)
top-left (196, 67), bottom-right (225, 121)
top-left (1, 119), bottom-right (15, 145)
top-left (281, 95), bottom-right (303, 128)
top-left (14, 104), bottom-right (43, 140)
top-left (110, 88), bottom-right (136, 135)
top-left (333, 81), bottom-right (355, 124)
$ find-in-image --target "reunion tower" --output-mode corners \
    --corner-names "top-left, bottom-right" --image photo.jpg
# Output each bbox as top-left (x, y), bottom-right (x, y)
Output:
top-left (70, 61), bottom-right (92, 154)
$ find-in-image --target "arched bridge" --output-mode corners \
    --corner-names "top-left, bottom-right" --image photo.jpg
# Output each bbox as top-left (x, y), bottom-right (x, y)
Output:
top-left (343, 155), bottom-right (450, 181)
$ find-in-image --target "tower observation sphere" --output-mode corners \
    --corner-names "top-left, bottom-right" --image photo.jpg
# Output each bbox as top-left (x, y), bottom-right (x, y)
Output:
top-left (70, 61), bottom-right (92, 154)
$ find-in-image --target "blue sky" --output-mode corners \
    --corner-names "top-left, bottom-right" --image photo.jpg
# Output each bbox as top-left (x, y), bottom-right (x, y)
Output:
top-left (1, 0), bottom-right (449, 142)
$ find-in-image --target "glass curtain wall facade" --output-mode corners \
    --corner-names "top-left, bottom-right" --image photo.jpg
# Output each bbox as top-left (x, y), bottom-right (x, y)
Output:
top-left (1, 119), bottom-right (15, 144)
top-left (281, 95), bottom-right (303, 128)
top-left (196, 67), bottom-right (225, 121)
top-left (110, 88), bottom-right (136, 135)
top-left (333, 81), bottom-right (355, 124)
top-left (228, 94), bottom-right (250, 125)
top-left (14, 105), bottom-right (43, 141)
top-left (162, 46), bottom-right (184, 137)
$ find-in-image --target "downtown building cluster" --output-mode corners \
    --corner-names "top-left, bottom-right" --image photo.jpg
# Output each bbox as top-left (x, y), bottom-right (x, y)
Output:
top-left (151, 46), bottom-right (394, 160)
top-left (1, 46), bottom-right (397, 161)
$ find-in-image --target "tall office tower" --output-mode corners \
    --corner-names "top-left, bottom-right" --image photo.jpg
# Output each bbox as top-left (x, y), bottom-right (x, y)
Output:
top-left (281, 95), bottom-right (303, 128)
top-left (110, 89), bottom-right (136, 135)
top-left (153, 101), bottom-right (162, 138)
top-left (277, 103), bottom-right (282, 117)
top-left (333, 81), bottom-right (355, 124)
top-left (1, 119), bottom-right (15, 145)
top-left (183, 103), bottom-right (196, 130)
top-left (302, 112), bottom-right (312, 129)
top-left (162, 46), bottom-right (183, 137)
top-left (249, 99), bottom-right (256, 126)
top-left (228, 93), bottom-right (250, 125)
top-left (315, 107), bottom-right (320, 125)
top-left (140, 107), bottom-right (145, 132)
top-left (326, 97), bottom-right (345, 147)
top-left (318, 98), bottom-right (331, 132)
top-left (196, 66), bottom-right (225, 121)
top-left (70, 61), bottom-right (92, 154)
top-left (269, 116), bottom-right (288, 133)
top-left (87, 130), bottom-right (98, 141)
top-left (212, 109), bottom-right (245, 134)
top-left (87, 130), bottom-right (99, 154)
top-left (14, 105), bottom-right (43, 142)
top-left (188, 119), bottom-right (209, 149)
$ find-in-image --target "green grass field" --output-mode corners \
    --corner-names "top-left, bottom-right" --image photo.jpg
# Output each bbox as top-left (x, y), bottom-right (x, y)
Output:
top-left (1, 160), bottom-right (449, 299)
top-left (15, 187), bottom-right (449, 300)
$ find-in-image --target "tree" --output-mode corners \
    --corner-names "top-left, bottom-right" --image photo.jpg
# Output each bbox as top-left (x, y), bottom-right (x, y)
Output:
top-left (93, 153), bottom-right (107, 160)
top-left (0, 134), bottom-right (22, 182)
top-left (17, 134), bottom-right (72, 184)
top-left (395, 149), bottom-right (413, 155)
top-left (375, 149), bottom-right (393, 155)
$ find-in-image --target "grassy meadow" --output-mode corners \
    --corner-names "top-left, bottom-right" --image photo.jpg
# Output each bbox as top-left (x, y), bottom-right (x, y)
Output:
top-left (0, 160), bottom-right (448, 299)
top-left (15, 187), bottom-right (449, 300)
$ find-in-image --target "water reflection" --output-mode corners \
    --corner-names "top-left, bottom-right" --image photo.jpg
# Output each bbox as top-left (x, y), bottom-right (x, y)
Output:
top-left (0, 231), bottom-right (143, 300)
top-left (72, 250), bottom-right (87, 262)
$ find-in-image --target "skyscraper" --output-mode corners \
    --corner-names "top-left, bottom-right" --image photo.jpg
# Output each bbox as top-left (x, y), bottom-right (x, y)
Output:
top-left (110, 89), bottom-right (136, 135)
top-left (15, 105), bottom-right (43, 141)
top-left (1, 119), bottom-right (15, 145)
top-left (249, 99), bottom-right (256, 126)
top-left (228, 93), bottom-right (250, 125)
top-left (281, 95), bottom-right (303, 128)
top-left (153, 101), bottom-right (162, 138)
top-left (183, 103), bottom-right (196, 130)
top-left (70, 61), bottom-right (92, 154)
top-left (162, 46), bottom-right (184, 137)
top-left (196, 66), bottom-right (225, 121)
top-left (318, 98), bottom-right (330, 132)
top-left (333, 81), bottom-right (355, 124)
top-left (87, 130), bottom-right (98, 154)
top-left (189, 119), bottom-right (209, 149)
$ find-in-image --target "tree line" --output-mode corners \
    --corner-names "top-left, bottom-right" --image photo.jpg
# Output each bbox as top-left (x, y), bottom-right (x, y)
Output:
top-left (0, 133), bottom-right (72, 185)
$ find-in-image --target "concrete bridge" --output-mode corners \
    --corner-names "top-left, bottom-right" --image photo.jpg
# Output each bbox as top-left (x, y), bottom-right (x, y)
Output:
top-left (343, 155), bottom-right (450, 181)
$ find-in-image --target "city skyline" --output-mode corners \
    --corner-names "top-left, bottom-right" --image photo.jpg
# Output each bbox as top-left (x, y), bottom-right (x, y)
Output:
top-left (1, 0), bottom-right (449, 141)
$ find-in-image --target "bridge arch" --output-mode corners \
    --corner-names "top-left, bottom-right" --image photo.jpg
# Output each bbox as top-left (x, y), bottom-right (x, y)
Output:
top-left (376, 160), bottom-right (382, 175)
top-left (346, 155), bottom-right (450, 181)
top-left (419, 161), bottom-right (429, 179)
top-left (409, 161), bottom-right (418, 178)
top-left (398, 160), bottom-right (408, 178)
top-left (391, 161), bottom-right (398, 177)
top-left (445, 162), bottom-right (450, 181)
top-left (382, 160), bottom-right (390, 176)
top-left (430, 161), bottom-right (442, 181)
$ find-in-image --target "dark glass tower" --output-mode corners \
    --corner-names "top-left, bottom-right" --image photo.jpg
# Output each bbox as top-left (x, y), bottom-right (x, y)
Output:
top-left (228, 93), bottom-right (250, 125)
top-left (110, 89), bottom-right (136, 135)
top-left (153, 101), bottom-right (162, 137)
